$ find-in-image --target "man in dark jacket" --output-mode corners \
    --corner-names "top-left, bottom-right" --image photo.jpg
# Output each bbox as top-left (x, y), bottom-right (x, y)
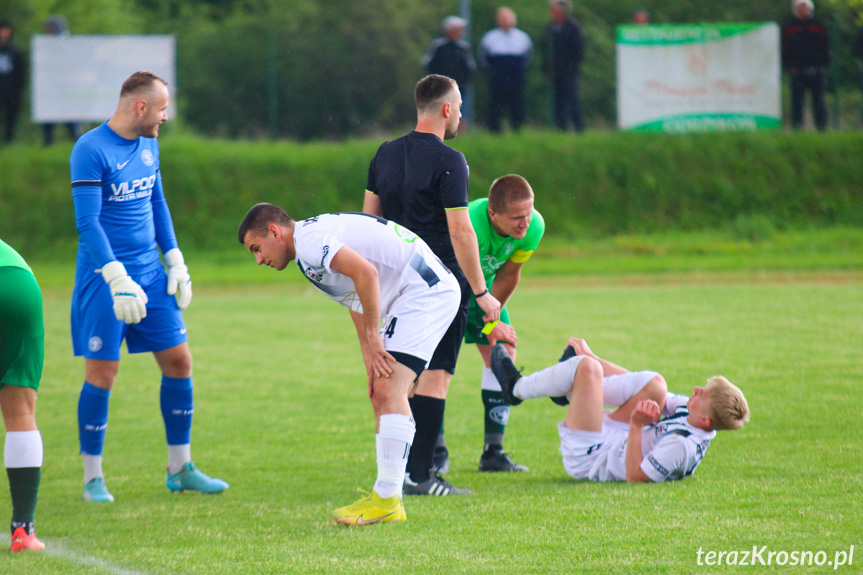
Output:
top-left (0, 20), bottom-right (26, 143)
top-left (547, 0), bottom-right (585, 132)
top-left (423, 16), bottom-right (476, 130)
top-left (781, 0), bottom-right (830, 131)
top-left (853, 25), bottom-right (863, 126)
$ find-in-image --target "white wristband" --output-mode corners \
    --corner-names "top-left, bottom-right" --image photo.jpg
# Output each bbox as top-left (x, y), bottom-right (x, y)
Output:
top-left (99, 261), bottom-right (127, 284)
top-left (165, 248), bottom-right (185, 267)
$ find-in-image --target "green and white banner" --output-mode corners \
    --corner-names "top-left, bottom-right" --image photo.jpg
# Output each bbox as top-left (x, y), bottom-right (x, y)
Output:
top-left (616, 23), bottom-right (780, 132)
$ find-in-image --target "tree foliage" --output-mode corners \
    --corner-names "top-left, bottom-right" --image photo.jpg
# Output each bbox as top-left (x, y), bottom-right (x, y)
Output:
top-left (4, 0), bottom-right (862, 139)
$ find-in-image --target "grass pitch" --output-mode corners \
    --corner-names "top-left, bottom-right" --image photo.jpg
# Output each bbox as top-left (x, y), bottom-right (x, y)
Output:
top-left (5, 259), bottom-right (862, 574)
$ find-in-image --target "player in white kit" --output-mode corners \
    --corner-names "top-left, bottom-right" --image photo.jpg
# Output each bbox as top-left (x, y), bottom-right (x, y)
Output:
top-left (490, 338), bottom-right (749, 483)
top-left (238, 204), bottom-right (460, 524)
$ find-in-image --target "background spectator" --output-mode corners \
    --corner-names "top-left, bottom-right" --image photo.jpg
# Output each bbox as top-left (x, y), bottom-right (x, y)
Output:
top-left (546, 0), bottom-right (585, 132)
top-left (781, 0), bottom-right (830, 131)
top-left (853, 24), bottom-right (863, 126)
top-left (478, 7), bottom-right (533, 133)
top-left (422, 16), bottom-right (476, 131)
top-left (0, 19), bottom-right (25, 143)
top-left (633, 9), bottom-right (651, 25)
top-left (41, 16), bottom-right (81, 146)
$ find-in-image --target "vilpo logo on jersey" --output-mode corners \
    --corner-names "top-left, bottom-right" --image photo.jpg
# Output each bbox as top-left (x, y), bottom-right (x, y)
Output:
top-left (110, 175), bottom-right (157, 202)
top-left (141, 149), bottom-right (155, 166)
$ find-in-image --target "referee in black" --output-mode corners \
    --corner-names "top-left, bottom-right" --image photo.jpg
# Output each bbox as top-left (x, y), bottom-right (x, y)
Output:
top-left (363, 75), bottom-right (500, 496)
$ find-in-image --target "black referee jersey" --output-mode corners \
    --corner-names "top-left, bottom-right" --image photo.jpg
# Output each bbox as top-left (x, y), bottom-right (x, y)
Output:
top-left (366, 131), bottom-right (469, 267)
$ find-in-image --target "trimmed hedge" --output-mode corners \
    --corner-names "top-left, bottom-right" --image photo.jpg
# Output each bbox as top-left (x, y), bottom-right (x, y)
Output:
top-left (2, 130), bottom-right (861, 257)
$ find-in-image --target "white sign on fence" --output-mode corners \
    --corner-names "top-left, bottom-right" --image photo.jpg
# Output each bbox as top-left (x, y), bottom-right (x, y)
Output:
top-left (31, 35), bottom-right (176, 123)
top-left (616, 23), bottom-right (780, 132)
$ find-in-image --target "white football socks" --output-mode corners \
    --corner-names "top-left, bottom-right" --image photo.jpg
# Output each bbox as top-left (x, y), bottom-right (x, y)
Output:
top-left (168, 444), bottom-right (191, 474)
top-left (373, 414), bottom-right (415, 499)
top-left (5, 431), bottom-right (43, 468)
top-left (480, 366), bottom-right (502, 391)
top-left (83, 454), bottom-right (103, 484)
top-left (513, 356), bottom-right (583, 400)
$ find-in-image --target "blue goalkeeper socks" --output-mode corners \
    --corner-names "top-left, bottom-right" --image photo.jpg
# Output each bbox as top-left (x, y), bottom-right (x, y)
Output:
top-left (160, 376), bottom-right (193, 446)
top-left (78, 382), bottom-right (110, 455)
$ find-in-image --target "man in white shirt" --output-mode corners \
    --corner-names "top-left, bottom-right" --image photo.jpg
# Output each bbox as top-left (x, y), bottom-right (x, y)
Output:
top-left (478, 7), bottom-right (533, 132)
top-left (238, 204), bottom-right (461, 524)
top-left (490, 338), bottom-right (749, 483)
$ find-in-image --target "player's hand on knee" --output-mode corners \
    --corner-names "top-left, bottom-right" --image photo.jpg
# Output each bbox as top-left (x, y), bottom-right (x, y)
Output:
top-left (488, 322), bottom-right (517, 348)
top-left (630, 399), bottom-right (661, 427)
top-left (367, 334), bottom-right (395, 380)
top-left (165, 248), bottom-right (193, 310)
top-left (99, 261), bottom-right (149, 324)
top-left (477, 291), bottom-right (501, 323)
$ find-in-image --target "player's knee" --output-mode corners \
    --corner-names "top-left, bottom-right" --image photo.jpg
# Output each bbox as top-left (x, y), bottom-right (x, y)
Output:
top-left (161, 353), bottom-right (192, 378)
top-left (574, 356), bottom-right (603, 390)
top-left (643, 374), bottom-right (667, 404)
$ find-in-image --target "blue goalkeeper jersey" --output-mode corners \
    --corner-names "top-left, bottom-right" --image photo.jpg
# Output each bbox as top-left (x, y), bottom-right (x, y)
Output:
top-left (70, 121), bottom-right (178, 276)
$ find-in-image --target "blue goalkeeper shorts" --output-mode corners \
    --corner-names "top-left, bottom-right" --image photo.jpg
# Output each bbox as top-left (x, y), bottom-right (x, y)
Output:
top-left (71, 266), bottom-right (187, 360)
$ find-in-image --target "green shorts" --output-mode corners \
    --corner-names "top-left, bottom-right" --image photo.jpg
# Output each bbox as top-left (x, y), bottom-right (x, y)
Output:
top-left (464, 296), bottom-right (511, 345)
top-left (0, 267), bottom-right (44, 390)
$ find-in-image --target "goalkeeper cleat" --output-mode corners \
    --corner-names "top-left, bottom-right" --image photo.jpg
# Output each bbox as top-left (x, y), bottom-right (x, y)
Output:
top-left (166, 462), bottom-right (229, 494)
top-left (490, 343), bottom-right (523, 406)
top-left (82, 477), bottom-right (115, 503)
top-left (551, 345), bottom-right (577, 406)
top-left (479, 448), bottom-right (529, 472)
top-left (10, 527), bottom-right (45, 552)
top-left (332, 489), bottom-right (406, 526)
top-left (403, 472), bottom-right (472, 496)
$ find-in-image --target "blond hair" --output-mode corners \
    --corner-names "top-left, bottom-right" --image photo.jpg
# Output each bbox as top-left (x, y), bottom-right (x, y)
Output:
top-left (704, 376), bottom-right (750, 431)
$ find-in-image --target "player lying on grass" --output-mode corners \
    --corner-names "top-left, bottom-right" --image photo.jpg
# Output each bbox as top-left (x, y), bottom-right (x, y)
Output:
top-left (490, 338), bottom-right (749, 482)
top-left (238, 204), bottom-right (460, 525)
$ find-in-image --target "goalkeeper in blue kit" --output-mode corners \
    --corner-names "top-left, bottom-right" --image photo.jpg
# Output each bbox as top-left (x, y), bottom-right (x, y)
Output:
top-left (69, 71), bottom-right (227, 502)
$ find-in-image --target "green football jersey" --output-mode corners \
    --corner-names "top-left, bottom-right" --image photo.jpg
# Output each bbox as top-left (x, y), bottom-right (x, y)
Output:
top-left (468, 198), bottom-right (544, 283)
top-left (0, 239), bottom-right (32, 273)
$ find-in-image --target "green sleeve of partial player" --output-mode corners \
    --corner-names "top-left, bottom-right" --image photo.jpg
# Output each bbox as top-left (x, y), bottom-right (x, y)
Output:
top-left (0, 239), bottom-right (32, 273)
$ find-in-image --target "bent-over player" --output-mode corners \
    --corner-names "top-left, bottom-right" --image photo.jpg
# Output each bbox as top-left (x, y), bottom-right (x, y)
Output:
top-left (490, 338), bottom-right (749, 482)
top-left (238, 204), bottom-right (461, 525)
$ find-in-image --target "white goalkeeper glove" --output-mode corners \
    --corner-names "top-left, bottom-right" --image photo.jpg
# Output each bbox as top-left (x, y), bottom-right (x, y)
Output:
top-left (165, 248), bottom-right (193, 310)
top-left (99, 261), bottom-right (149, 324)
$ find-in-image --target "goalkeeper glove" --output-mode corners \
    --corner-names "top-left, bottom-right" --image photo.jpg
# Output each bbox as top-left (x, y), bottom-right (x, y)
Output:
top-left (165, 248), bottom-right (193, 310)
top-left (99, 261), bottom-right (148, 324)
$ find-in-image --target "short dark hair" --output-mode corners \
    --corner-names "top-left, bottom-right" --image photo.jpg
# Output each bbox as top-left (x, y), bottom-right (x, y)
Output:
top-left (120, 71), bottom-right (168, 98)
top-left (238, 203), bottom-right (295, 244)
top-left (415, 74), bottom-right (458, 113)
top-left (488, 174), bottom-right (534, 213)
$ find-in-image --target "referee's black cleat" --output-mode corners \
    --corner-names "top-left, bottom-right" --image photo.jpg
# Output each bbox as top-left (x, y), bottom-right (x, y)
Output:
top-left (479, 448), bottom-right (529, 472)
top-left (490, 343), bottom-right (522, 405)
top-left (403, 472), bottom-right (471, 496)
top-left (551, 345), bottom-right (577, 406)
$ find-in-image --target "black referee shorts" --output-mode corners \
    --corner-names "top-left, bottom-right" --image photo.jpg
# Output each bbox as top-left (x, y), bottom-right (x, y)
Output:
top-left (426, 263), bottom-right (469, 374)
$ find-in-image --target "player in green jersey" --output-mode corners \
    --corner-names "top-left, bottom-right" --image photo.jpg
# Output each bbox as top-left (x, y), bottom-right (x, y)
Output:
top-left (436, 174), bottom-right (545, 472)
top-left (0, 239), bottom-right (46, 551)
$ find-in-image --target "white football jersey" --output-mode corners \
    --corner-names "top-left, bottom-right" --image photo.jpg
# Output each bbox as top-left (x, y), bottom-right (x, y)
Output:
top-left (594, 393), bottom-right (717, 482)
top-left (292, 212), bottom-right (451, 314)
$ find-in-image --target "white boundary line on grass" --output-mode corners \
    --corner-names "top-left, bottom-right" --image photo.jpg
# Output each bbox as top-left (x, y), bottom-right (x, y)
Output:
top-left (8, 536), bottom-right (152, 575)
